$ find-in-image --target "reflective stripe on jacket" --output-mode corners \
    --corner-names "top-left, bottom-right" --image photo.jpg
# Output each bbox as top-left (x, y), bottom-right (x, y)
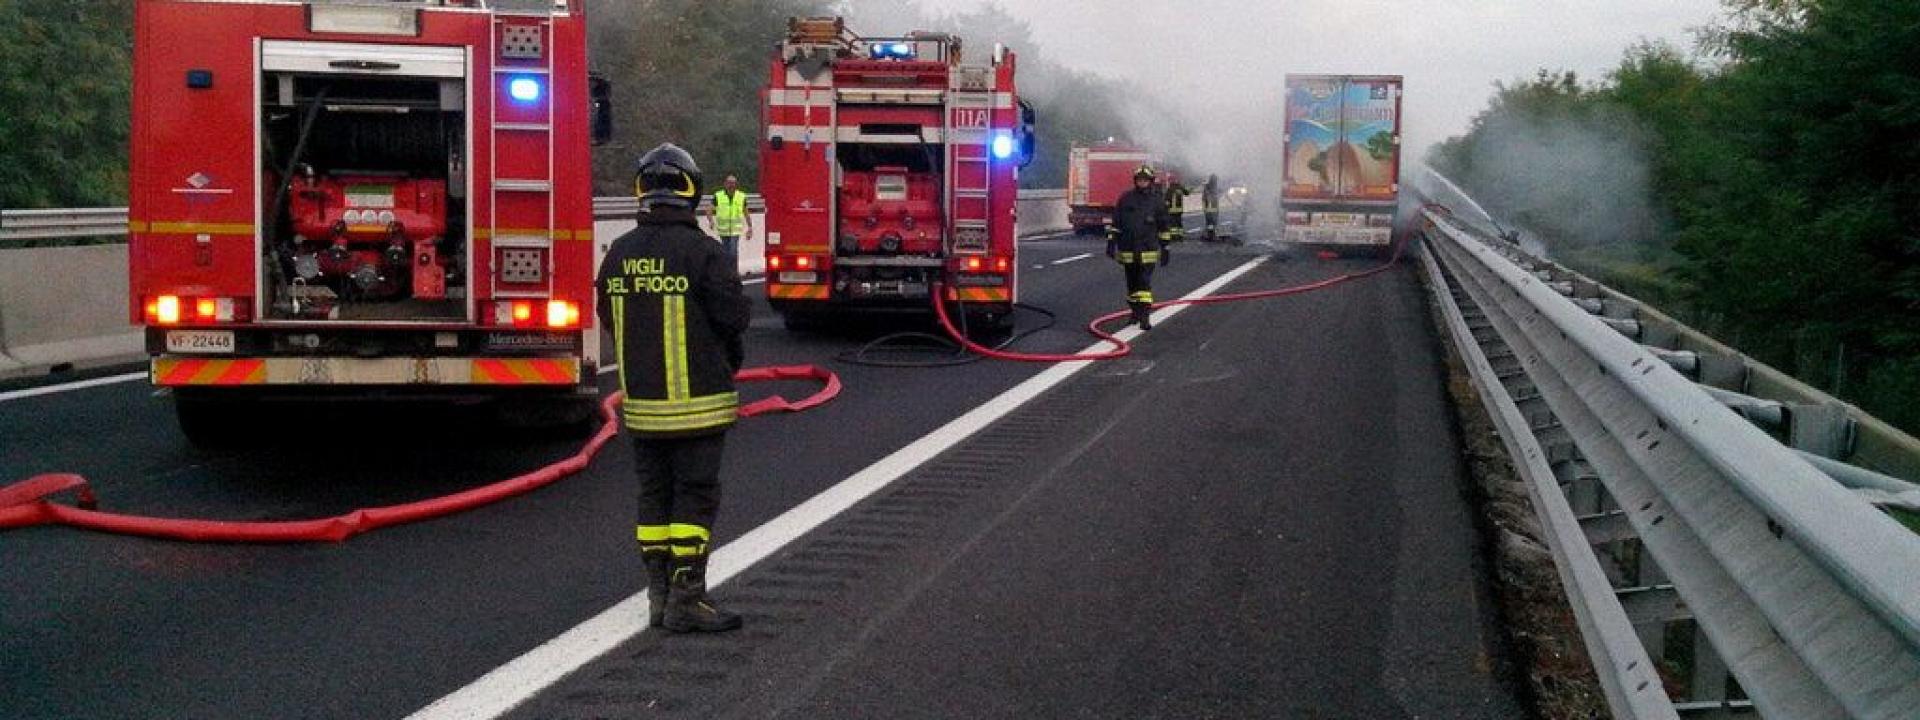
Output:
top-left (597, 206), bottom-right (752, 437)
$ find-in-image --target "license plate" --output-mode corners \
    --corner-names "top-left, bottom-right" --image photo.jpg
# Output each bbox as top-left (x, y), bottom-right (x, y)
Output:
top-left (166, 330), bottom-right (235, 354)
top-left (778, 271), bottom-right (818, 284)
top-left (1317, 213), bottom-right (1358, 226)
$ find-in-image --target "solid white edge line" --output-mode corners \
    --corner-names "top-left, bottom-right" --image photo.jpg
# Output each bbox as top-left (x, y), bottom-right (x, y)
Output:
top-left (405, 254), bottom-right (1270, 720)
top-left (1050, 253), bottom-right (1093, 266)
top-left (0, 371), bottom-right (149, 404)
top-left (743, 277), bottom-right (765, 285)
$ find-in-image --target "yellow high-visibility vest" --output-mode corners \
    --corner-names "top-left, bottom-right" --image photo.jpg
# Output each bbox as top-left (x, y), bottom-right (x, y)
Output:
top-left (713, 189), bottom-right (748, 236)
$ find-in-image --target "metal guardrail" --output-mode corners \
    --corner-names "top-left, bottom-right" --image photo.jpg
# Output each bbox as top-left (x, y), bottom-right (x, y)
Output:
top-left (5, 190), bottom-right (1072, 242)
top-left (0, 207), bottom-right (130, 242)
top-left (1420, 210), bottom-right (1920, 719)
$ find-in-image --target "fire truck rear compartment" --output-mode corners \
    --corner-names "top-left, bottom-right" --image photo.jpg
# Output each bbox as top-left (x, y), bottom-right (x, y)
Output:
top-left (834, 141), bottom-right (946, 301)
top-left (261, 71), bottom-right (468, 323)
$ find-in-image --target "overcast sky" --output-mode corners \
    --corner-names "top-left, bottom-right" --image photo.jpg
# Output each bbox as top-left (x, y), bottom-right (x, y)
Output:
top-left (910, 0), bottom-right (1726, 166)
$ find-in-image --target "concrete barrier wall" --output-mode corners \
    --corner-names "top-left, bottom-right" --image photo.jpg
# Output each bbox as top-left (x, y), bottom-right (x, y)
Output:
top-left (0, 244), bottom-right (143, 376)
top-left (0, 189), bottom-right (1072, 379)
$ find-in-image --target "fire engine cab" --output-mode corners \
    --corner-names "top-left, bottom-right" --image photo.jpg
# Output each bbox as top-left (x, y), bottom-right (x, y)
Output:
top-left (760, 18), bottom-right (1035, 333)
top-left (127, 0), bottom-right (610, 445)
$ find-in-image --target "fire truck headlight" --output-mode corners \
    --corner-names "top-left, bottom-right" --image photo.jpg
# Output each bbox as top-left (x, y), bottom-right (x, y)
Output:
top-left (991, 133), bottom-right (1016, 160)
top-left (508, 76), bottom-right (543, 103)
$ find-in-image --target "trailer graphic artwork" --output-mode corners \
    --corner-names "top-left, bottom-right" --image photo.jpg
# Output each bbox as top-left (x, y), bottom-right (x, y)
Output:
top-left (1280, 74), bottom-right (1403, 248)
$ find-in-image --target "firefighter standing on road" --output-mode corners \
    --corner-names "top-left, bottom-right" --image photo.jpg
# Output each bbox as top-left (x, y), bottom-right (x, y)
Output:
top-left (707, 174), bottom-right (751, 260)
top-left (598, 143), bottom-right (752, 634)
top-left (1162, 176), bottom-right (1190, 245)
top-left (1107, 165), bottom-right (1171, 330)
top-left (1202, 174), bottom-right (1221, 242)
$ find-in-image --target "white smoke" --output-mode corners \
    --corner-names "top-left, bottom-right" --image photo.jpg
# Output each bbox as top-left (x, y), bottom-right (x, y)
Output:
top-left (1441, 105), bottom-right (1663, 255)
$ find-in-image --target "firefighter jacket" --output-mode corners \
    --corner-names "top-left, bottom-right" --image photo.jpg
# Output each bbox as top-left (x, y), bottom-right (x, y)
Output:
top-left (1107, 185), bottom-right (1169, 264)
top-left (1164, 183), bottom-right (1189, 216)
top-left (597, 206), bottom-right (752, 438)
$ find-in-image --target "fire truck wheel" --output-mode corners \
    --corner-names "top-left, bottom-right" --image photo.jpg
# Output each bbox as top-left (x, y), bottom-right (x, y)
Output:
top-left (781, 313), bottom-right (824, 333)
top-left (965, 311), bottom-right (1017, 343)
top-left (172, 392), bottom-right (259, 450)
top-left (494, 397), bottom-right (599, 438)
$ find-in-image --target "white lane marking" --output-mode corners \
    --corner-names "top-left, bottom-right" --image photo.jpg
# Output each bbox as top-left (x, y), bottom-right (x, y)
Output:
top-left (743, 277), bottom-right (766, 285)
top-left (405, 255), bottom-right (1269, 720)
top-left (0, 371), bottom-right (148, 404)
top-left (1050, 253), bottom-right (1093, 266)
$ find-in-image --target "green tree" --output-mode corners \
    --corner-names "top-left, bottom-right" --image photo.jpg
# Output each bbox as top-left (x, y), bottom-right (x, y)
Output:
top-left (585, 0), bottom-right (829, 195)
top-left (0, 0), bottom-right (133, 208)
top-left (1428, 0), bottom-right (1920, 433)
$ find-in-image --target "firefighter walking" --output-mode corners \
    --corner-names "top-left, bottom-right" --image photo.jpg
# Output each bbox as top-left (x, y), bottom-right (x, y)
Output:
top-left (1162, 176), bottom-right (1190, 245)
top-left (1107, 165), bottom-right (1171, 330)
top-left (1202, 174), bottom-right (1221, 242)
top-left (598, 143), bottom-right (753, 634)
top-left (707, 174), bottom-right (751, 260)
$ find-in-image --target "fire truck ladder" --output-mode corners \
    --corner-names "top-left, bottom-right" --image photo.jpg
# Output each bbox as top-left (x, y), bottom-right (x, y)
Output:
top-left (488, 7), bottom-right (557, 299)
top-left (947, 82), bottom-right (993, 255)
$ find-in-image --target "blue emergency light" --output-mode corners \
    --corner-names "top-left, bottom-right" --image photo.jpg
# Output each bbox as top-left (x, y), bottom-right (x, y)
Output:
top-left (508, 76), bottom-right (543, 103)
top-left (869, 42), bottom-right (917, 60)
top-left (991, 132), bottom-right (1016, 160)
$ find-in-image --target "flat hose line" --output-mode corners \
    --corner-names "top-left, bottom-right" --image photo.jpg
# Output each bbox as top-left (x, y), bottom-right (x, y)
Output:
top-left (0, 236), bottom-right (1406, 542)
top-left (0, 365), bottom-right (840, 544)
top-left (932, 239), bottom-right (1405, 363)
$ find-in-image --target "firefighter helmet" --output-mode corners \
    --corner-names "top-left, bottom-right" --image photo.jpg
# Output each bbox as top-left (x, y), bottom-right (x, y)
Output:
top-left (1132, 165), bottom-right (1156, 182)
top-left (634, 143), bottom-right (704, 209)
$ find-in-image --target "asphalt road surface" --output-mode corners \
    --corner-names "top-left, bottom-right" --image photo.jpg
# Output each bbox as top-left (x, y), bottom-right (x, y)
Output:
top-left (1, 230), bottom-right (1523, 719)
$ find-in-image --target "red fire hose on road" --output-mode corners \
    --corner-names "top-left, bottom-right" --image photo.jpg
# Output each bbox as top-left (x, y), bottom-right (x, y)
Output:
top-left (932, 241), bottom-right (1404, 363)
top-left (0, 365), bottom-right (839, 544)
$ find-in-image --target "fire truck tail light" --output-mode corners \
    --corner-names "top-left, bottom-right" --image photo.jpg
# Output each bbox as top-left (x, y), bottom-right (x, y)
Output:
top-left (149, 296), bottom-right (182, 325)
top-left (793, 255), bottom-right (815, 270)
top-left (546, 300), bottom-right (581, 329)
top-left (993, 256), bottom-right (1011, 273)
top-left (147, 295), bottom-right (248, 325)
top-left (495, 300), bottom-right (541, 327)
top-left (767, 255), bottom-right (784, 271)
top-left (964, 256), bottom-right (983, 272)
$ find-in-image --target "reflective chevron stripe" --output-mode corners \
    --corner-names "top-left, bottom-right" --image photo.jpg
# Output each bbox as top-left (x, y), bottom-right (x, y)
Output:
top-left (470, 359), bottom-right (579, 385)
top-left (768, 284), bottom-right (830, 300)
top-left (152, 358), bottom-right (266, 386)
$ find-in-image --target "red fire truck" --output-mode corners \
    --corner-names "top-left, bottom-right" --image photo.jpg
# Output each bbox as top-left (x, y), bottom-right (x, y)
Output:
top-left (1066, 141), bottom-right (1158, 234)
top-left (759, 18), bottom-right (1035, 333)
top-left (128, 0), bottom-right (610, 445)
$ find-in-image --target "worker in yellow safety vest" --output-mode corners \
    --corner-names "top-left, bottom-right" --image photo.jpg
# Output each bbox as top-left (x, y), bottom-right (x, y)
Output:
top-left (707, 175), bottom-right (751, 260)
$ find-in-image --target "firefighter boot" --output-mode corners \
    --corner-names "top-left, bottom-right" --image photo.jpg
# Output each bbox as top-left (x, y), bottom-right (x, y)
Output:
top-left (1131, 303), bottom-right (1153, 331)
top-left (664, 556), bottom-right (743, 634)
top-left (643, 552), bottom-right (671, 628)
